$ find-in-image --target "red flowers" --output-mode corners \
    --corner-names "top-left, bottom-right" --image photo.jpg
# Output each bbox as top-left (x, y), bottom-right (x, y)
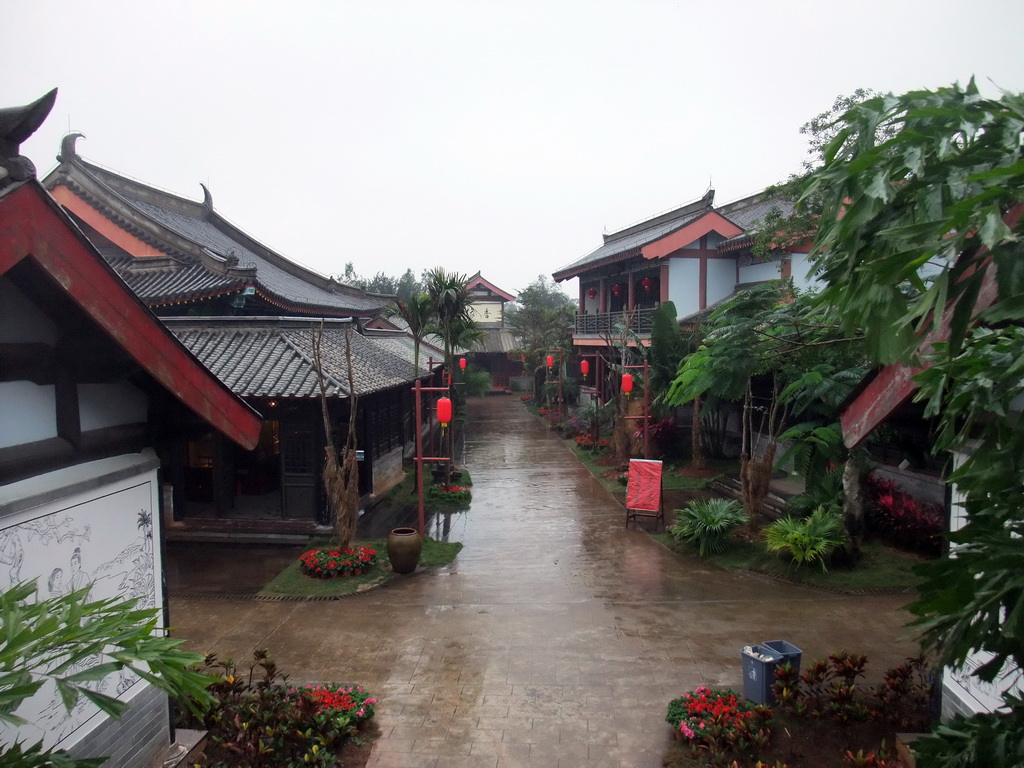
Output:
top-left (574, 433), bottom-right (610, 451)
top-left (299, 545), bottom-right (377, 578)
top-left (289, 684), bottom-right (378, 724)
top-left (669, 687), bottom-right (773, 760)
top-left (864, 476), bottom-right (944, 555)
top-left (427, 484), bottom-right (472, 503)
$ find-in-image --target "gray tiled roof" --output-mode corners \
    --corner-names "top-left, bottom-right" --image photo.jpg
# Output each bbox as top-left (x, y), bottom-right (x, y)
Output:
top-left (100, 249), bottom-right (244, 304)
top-left (48, 158), bottom-right (384, 316)
top-left (126, 196), bottom-right (383, 313)
top-left (553, 190), bottom-right (796, 280)
top-left (552, 205), bottom-right (708, 279)
top-left (164, 317), bottom-right (429, 398)
top-left (474, 327), bottom-right (518, 354)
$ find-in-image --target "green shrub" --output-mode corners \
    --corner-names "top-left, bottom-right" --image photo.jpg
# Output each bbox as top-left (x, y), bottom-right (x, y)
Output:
top-left (669, 498), bottom-right (748, 556)
top-left (177, 649), bottom-right (376, 767)
top-left (765, 506), bottom-right (846, 571)
top-left (462, 366), bottom-right (492, 397)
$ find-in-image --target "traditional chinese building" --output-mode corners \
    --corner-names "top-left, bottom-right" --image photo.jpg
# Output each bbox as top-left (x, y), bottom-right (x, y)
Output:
top-left (39, 137), bottom-right (435, 533)
top-left (1, 89), bottom-right (262, 766)
top-left (464, 273), bottom-right (519, 390)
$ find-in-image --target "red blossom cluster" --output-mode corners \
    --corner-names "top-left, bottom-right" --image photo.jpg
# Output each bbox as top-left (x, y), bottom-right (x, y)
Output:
top-left (864, 476), bottom-right (944, 555)
top-left (299, 545), bottom-right (377, 578)
top-left (290, 684), bottom-right (378, 724)
top-left (427, 483), bottom-right (472, 503)
top-left (671, 687), bottom-right (773, 760)
top-left (574, 433), bottom-right (610, 451)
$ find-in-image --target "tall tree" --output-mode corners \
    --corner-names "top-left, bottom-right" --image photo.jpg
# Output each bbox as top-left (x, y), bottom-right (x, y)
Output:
top-left (505, 275), bottom-right (574, 370)
top-left (666, 283), bottom-right (861, 524)
top-left (803, 79), bottom-right (1024, 766)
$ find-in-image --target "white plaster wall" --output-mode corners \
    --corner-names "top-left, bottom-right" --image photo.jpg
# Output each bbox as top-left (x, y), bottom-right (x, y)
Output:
top-left (738, 260), bottom-right (781, 284)
top-left (469, 301), bottom-right (502, 324)
top-left (668, 259), bottom-right (700, 317)
top-left (0, 382), bottom-right (57, 447)
top-left (0, 455), bottom-right (163, 753)
top-left (790, 253), bottom-right (819, 291)
top-left (706, 259), bottom-right (736, 306)
top-left (941, 447), bottom-right (1022, 719)
top-left (0, 279), bottom-right (59, 344)
top-left (79, 382), bottom-right (148, 432)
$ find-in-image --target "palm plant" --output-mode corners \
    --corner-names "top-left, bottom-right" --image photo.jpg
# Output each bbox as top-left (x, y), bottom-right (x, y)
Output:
top-left (424, 267), bottom-right (475, 376)
top-left (424, 268), bottom-right (477, 485)
top-left (669, 498), bottom-right (749, 557)
top-left (764, 506), bottom-right (846, 571)
top-left (384, 292), bottom-right (436, 376)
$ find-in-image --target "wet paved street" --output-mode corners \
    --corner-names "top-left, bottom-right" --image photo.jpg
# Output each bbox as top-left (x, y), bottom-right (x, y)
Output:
top-left (168, 397), bottom-right (920, 768)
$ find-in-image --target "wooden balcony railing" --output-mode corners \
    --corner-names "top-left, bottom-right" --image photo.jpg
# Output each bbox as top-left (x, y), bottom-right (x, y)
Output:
top-left (573, 307), bottom-right (656, 336)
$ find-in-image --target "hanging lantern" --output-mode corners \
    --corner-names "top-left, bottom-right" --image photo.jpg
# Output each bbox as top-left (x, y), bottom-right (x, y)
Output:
top-left (580, 359), bottom-right (589, 380)
top-left (587, 288), bottom-right (597, 299)
top-left (622, 373), bottom-right (634, 397)
top-left (612, 284), bottom-right (622, 296)
top-left (641, 277), bottom-right (653, 291)
top-left (459, 357), bottom-right (467, 370)
top-left (546, 354), bottom-right (555, 369)
top-left (437, 397), bottom-right (453, 434)
top-left (520, 354), bottom-right (526, 363)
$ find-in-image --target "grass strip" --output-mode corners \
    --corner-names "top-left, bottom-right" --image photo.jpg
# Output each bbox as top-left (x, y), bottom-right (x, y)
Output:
top-left (259, 537), bottom-right (464, 598)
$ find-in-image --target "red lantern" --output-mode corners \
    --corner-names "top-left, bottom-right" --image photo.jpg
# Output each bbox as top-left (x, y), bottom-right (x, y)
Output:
top-left (546, 354), bottom-right (555, 369)
top-left (437, 397), bottom-right (452, 427)
top-left (459, 357), bottom-right (467, 370)
top-left (621, 373), bottom-right (633, 397)
top-left (641, 277), bottom-right (652, 291)
top-left (587, 288), bottom-right (597, 299)
top-left (580, 359), bottom-right (589, 380)
top-left (612, 284), bottom-right (622, 296)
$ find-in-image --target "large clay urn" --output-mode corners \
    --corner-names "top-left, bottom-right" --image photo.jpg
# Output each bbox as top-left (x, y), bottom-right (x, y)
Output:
top-left (386, 527), bottom-right (422, 574)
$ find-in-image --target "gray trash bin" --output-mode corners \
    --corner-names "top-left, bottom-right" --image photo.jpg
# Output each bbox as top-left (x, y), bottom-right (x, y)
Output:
top-left (741, 644), bottom-right (783, 704)
top-left (762, 640), bottom-right (803, 675)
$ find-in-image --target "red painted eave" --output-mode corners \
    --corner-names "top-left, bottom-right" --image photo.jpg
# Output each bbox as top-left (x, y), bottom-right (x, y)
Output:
top-left (466, 274), bottom-right (515, 301)
top-left (840, 202), bottom-right (1024, 448)
top-left (641, 212), bottom-right (743, 261)
top-left (0, 182), bottom-right (262, 450)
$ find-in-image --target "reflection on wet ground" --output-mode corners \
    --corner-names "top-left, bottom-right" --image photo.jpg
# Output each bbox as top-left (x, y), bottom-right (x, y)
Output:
top-left (167, 396), bottom-right (919, 767)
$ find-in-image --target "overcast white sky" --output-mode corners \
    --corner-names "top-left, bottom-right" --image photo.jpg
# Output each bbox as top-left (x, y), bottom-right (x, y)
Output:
top-left (7, 1), bottom-right (1024, 299)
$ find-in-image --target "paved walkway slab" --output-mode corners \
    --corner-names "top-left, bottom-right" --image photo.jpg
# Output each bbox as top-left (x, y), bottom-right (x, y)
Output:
top-left (168, 397), bottom-right (920, 767)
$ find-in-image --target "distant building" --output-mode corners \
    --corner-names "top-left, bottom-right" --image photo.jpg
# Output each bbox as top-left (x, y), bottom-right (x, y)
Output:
top-left (551, 188), bottom-right (807, 395)
top-left (464, 273), bottom-right (519, 390)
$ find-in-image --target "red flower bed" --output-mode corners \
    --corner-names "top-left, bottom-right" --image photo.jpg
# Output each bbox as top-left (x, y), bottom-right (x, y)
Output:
top-left (299, 545), bottom-right (377, 578)
top-left (864, 476), bottom-right (945, 555)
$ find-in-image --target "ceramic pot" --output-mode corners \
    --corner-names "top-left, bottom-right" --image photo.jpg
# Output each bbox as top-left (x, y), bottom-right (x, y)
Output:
top-left (387, 527), bottom-right (422, 574)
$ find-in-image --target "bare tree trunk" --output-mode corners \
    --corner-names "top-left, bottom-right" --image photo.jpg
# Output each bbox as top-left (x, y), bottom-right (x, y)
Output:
top-left (691, 395), bottom-right (706, 471)
top-left (313, 324), bottom-right (360, 549)
top-left (739, 377), bottom-right (786, 528)
top-left (841, 452), bottom-right (864, 558)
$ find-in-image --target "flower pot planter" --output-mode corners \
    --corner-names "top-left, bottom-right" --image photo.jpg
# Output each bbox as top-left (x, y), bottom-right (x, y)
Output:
top-left (387, 527), bottom-right (422, 574)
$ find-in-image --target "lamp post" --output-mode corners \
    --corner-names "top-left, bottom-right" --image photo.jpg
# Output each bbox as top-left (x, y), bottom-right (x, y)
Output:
top-left (621, 359), bottom-right (651, 459)
top-left (411, 378), bottom-right (455, 536)
top-left (546, 349), bottom-right (564, 419)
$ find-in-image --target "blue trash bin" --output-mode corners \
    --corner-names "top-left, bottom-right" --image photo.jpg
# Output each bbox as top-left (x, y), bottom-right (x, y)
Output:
top-left (741, 645), bottom-right (783, 704)
top-left (763, 640), bottom-right (803, 675)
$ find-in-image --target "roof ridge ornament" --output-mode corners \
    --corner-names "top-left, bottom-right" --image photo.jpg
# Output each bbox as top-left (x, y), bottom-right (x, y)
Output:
top-left (58, 131), bottom-right (85, 163)
top-left (200, 182), bottom-right (214, 212)
top-left (0, 88), bottom-right (58, 188)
